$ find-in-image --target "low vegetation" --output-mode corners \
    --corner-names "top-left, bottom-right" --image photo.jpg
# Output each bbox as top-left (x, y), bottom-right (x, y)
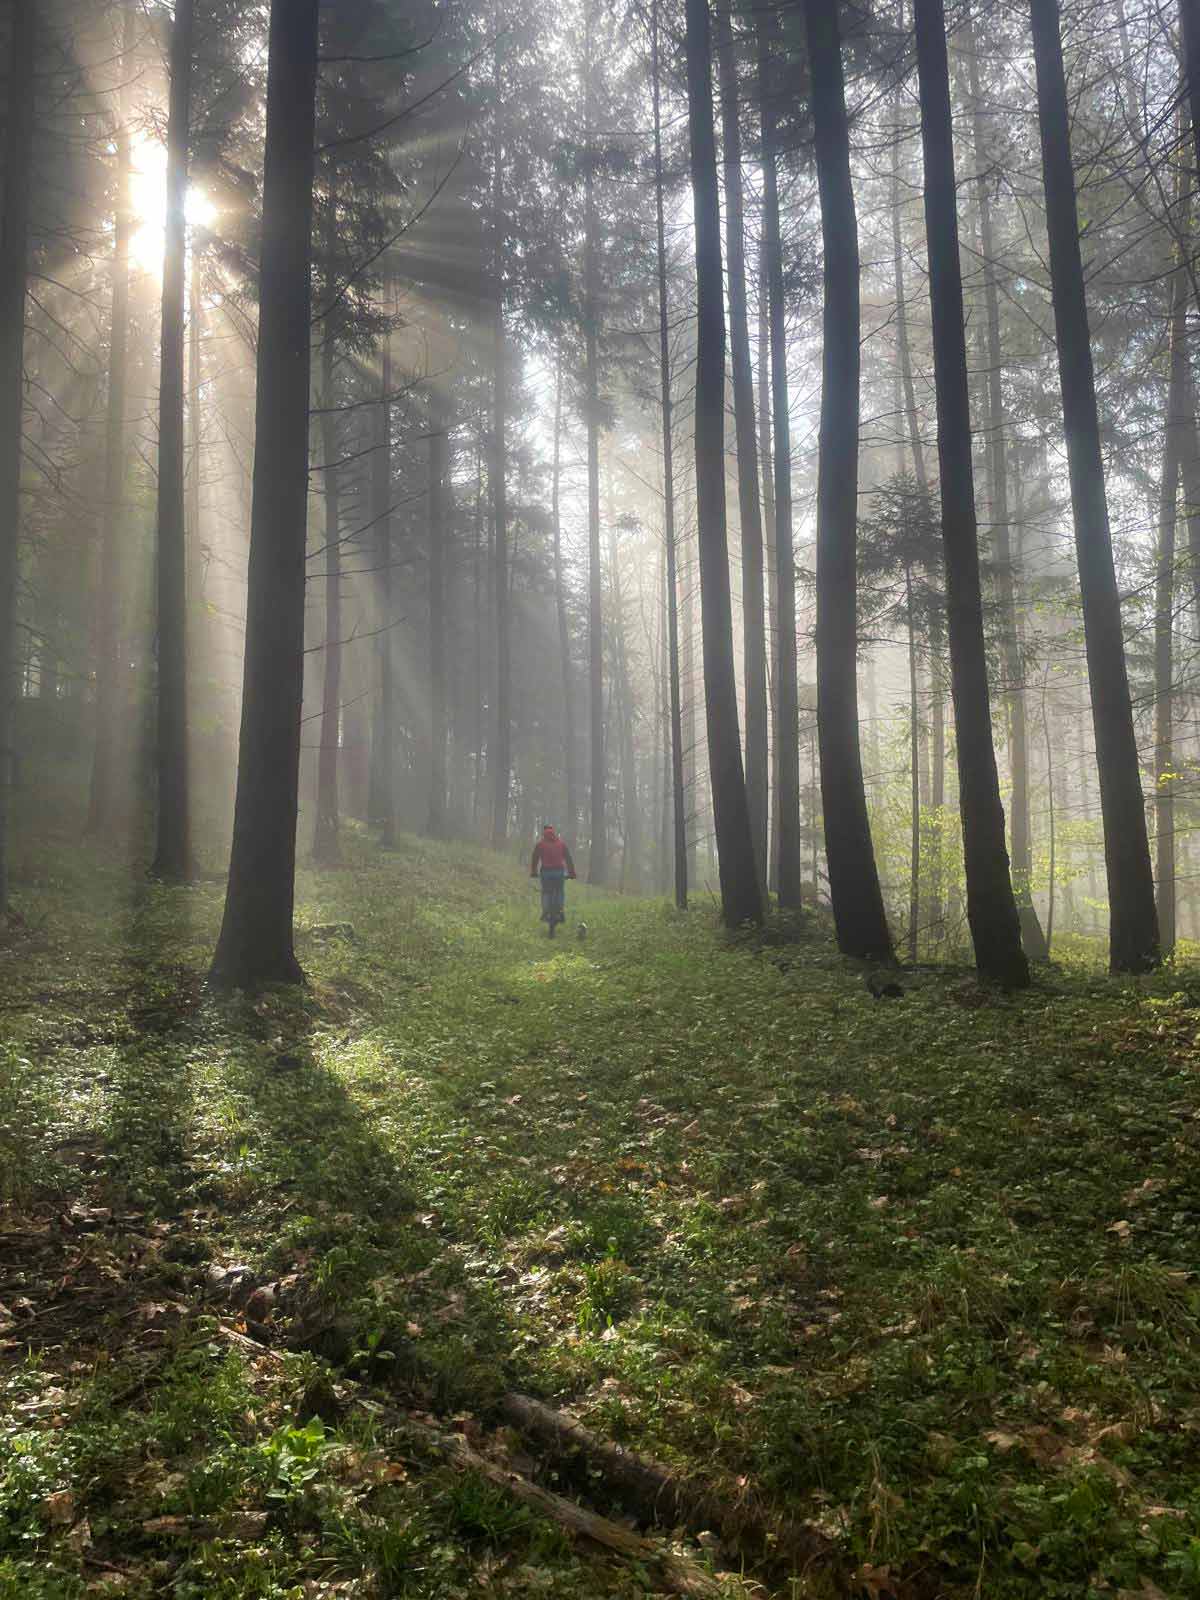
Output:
top-left (3, 834), bottom-right (1200, 1597)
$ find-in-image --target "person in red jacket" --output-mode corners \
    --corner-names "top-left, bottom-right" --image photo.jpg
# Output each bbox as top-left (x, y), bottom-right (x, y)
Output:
top-left (530, 824), bottom-right (576, 935)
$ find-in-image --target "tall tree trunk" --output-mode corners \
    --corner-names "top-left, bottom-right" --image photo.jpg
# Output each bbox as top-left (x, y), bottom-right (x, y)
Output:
top-left (757, 7), bottom-right (801, 910)
top-left (473, 418), bottom-right (485, 827)
top-left (1154, 248), bottom-right (1190, 955)
top-left (914, 0), bottom-right (1029, 987)
top-left (550, 351), bottom-right (576, 837)
top-left (1043, 677), bottom-right (1056, 954)
top-left (1183, 0), bottom-right (1200, 192)
top-left (0, 0), bottom-right (34, 913)
top-left (88, 4), bottom-right (134, 839)
top-left (715, 1), bottom-right (768, 893)
top-left (151, 0), bottom-right (194, 881)
top-left (684, 0), bottom-right (762, 929)
top-left (965, 12), bottom-right (1048, 962)
top-left (370, 323), bottom-right (396, 846)
top-left (652, 0), bottom-right (687, 910)
top-left (890, 44), bottom-right (946, 933)
top-left (758, 259), bottom-right (779, 895)
top-left (312, 257), bottom-right (341, 865)
top-left (658, 549), bottom-right (671, 895)
top-left (584, 6), bottom-right (606, 884)
top-left (806, 0), bottom-right (893, 962)
top-left (682, 464), bottom-right (699, 888)
top-left (906, 566), bottom-right (921, 961)
top-left (491, 39), bottom-right (511, 849)
top-left (607, 512), bottom-right (640, 891)
top-left (209, 0), bottom-right (319, 986)
top-left (428, 389), bottom-right (448, 837)
top-left (1029, 0), bottom-right (1159, 973)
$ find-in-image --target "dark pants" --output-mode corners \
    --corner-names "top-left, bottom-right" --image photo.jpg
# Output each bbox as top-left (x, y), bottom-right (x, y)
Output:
top-left (540, 868), bottom-right (566, 923)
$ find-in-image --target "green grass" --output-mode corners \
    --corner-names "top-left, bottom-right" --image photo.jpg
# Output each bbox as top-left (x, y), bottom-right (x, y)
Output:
top-left (3, 824), bottom-right (1200, 1596)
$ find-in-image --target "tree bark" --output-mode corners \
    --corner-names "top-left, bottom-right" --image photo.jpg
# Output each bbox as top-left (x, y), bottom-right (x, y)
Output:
top-left (684, 0), bottom-right (762, 929)
top-left (681, 465), bottom-right (699, 888)
top-left (806, 0), bottom-right (893, 962)
top-left (370, 321), bottom-right (396, 847)
top-left (757, 259), bottom-right (779, 895)
top-left (312, 257), bottom-right (341, 866)
top-left (756, 7), bottom-right (801, 911)
top-left (1029, 0), bottom-right (1159, 973)
top-left (1183, 0), bottom-right (1200, 192)
top-left (652, 0), bottom-right (687, 910)
top-left (209, 0), bottom-right (319, 987)
top-left (550, 350), bottom-right (576, 836)
top-left (151, 0), bottom-right (194, 881)
top-left (914, 0), bottom-right (1029, 987)
top-left (905, 567), bottom-right (921, 961)
top-left (428, 388), bottom-right (448, 837)
top-left (607, 509), bottom-right (640, 891)
top-left (1154, 246), bottom-right (1190, 956)
top-left (714, 1), bottom-right (767, 895)
top-left (889, 49), bottom-right (945, 936)
top-left (965, 12), bottom-right (1048, 962)
top-left (88, 3), bottom-right (135, 839)
top-left (0, 0), bottom-right (34, 914)
top-left (490, 36), bottom-right (511, 849)
top-left (584, 4), bottom-right (607, 884)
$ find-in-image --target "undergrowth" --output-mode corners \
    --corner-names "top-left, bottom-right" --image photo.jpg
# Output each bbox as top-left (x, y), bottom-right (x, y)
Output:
top-left (2, 824), bottom-right (1200, 1597)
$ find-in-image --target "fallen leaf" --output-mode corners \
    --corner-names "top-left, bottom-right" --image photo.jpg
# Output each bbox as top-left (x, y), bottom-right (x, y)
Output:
top-left (42, 1489), bottom-right (76, 1525)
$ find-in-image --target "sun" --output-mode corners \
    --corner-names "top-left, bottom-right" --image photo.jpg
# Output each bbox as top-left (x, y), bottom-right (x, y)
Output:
top-left (128, 130), bottom-right (217, 276)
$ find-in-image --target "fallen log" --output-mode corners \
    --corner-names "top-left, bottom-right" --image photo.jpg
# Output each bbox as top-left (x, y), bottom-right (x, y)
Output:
top-left (213, 1322), bottom-right (737, 1599)
top-left (442, 1435), bottom-right (733, 1599)
top-left (499, 1391), bottom-right (830, 1570)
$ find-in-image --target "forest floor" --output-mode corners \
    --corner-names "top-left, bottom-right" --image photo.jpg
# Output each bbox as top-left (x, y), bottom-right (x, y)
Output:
top-left (3, 830), bottom-right (1200, 1600)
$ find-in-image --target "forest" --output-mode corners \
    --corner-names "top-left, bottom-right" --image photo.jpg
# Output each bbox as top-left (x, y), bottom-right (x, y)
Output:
top-left (3, 0), bottom-right (1200, 1594)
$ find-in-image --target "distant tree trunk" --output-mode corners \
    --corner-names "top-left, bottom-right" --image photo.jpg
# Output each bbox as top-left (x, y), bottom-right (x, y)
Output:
top-left (681, 468), bottom-right (699, 888)
top-left (312, 248), bottom-right (341, 866)
top-left (1154, 249), bottom-right (1189, 955)
top-left (1180, 376), bottom-right (1200, 623)
top-left (1183, 0), bottom-right (1200, 189)
top-left (428, 389), bottom-right (448, 837)
top-left (914, 0), bottom-right (1029, 987)
top-left (471, 422), bottom-right (485, 827)
top-left (209, 0), bottom-right (319, 987)
top-left (607, 514), bottom-right (640, 891)
top-left (370, 322), bottom-right (396, 846)
top-left (715, 1), bottom-right (767, 894)
top-left (584, 7), bottom-right (606, 884)
top-left (1030, 0), bottom-right (1159, 973)
top-left (965, 15), bottom-right (1048, 962)
top-left (684, 0), bottom-right (762, 929)
top-left (0, 0), bottom-right (34, 914)
top-left (1043, 678), bottom-right (1056, 954)
top-left (757, 7), bottom-right (801, 910)
top-left (88, 4), bottom-right (134, 838)
top-left (906, 566), bottom-right (921, 961)
top-left (151, 0), bottom-right (194, 881)
top-left (491, 41), bottom-right (511, 849)
top-left (889, 45), bottom-right (946, 935)
top-left (652, 0), bottom-right (687, 910)
top-left (758, 260), bottom-right (779, 895)
top-left (658, 550), bottom-right (672, 895)
top-left (550, 351), bottom-right (576, 836)
top-left (806, 0), bottom-right (893, 962)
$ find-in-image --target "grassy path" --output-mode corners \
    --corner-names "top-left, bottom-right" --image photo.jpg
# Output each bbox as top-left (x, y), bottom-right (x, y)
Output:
top-left (3, 834), bottom-right (1200, 1597)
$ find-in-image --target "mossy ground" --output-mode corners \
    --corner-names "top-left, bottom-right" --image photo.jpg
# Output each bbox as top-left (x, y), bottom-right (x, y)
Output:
top-left (3, 827), bottom-right (1200, 1597)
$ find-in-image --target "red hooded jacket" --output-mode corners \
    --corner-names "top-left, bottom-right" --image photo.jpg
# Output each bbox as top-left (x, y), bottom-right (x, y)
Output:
top-left (531, 828), bottom-right (575, 877)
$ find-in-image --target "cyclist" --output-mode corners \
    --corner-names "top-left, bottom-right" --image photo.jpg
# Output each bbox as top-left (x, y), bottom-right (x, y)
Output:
top-left (530, 824), bottom-right (576, 935)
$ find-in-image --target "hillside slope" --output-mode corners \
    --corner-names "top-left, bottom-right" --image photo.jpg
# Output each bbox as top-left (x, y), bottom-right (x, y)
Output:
top-left (3, 836), bottom-right (1200, 1597)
